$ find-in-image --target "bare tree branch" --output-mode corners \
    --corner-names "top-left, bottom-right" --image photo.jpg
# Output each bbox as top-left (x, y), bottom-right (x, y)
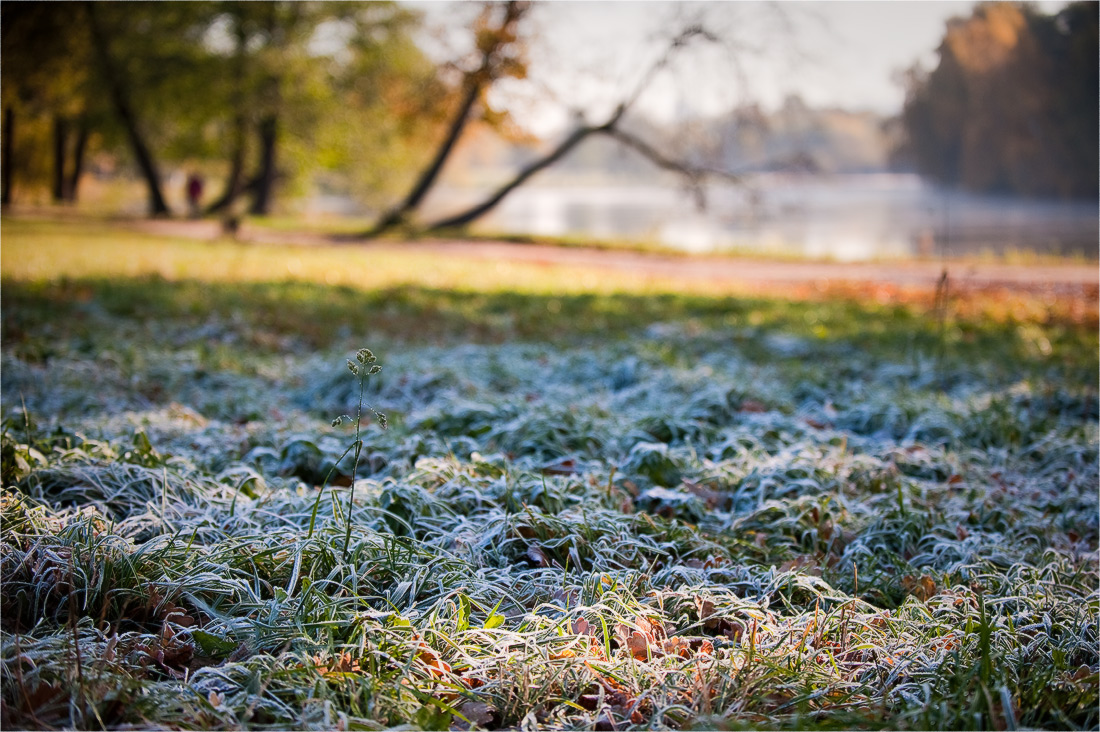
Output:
top-left (599, 127), bottom-right (742, 210)
top-left (425, 106), bottom-right (624, 231)
top-left (425, 24), bottom-right (737, 233)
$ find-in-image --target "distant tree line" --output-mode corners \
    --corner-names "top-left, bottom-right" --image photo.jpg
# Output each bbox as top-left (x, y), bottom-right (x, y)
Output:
top-left (895, 2), bottom-right (1098, 199)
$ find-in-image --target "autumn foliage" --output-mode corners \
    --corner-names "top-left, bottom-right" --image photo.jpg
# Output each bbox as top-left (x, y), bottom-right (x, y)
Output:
top-left (896, 2), bottom-right (1098, 199)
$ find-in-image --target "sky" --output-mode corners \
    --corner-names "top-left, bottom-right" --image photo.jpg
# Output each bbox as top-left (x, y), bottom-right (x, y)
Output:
top-left (413, 1), bottom-right (1070, 136)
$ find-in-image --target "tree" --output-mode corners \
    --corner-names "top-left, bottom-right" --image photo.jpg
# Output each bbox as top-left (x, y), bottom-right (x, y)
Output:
top-left (84, 2), bottom-right (172, 216)
top-left (896, 2), bottom-right (1098, 199)
top-left (2, 1), bottom-right (439, 219)
top-left (425, 24), bottom-right (742, 232)
top-left (1, 2), bottom-right (103, 205)
top-left (365, 0), bottom-right (530, 236)
top-left (1, 2), bottom-right (206, 215)
top-left (359, 4), bottom-right (746, 238)
top-left (199, 1), bottom-right (439, 217)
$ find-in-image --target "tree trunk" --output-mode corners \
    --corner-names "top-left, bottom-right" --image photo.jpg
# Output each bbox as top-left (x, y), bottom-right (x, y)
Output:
top-left (206, 13), bottom-right (248, 215)
top-left (368, 77), bottom-right (482, 235)
top-left (364, 0), bottom-right (528, 237)
top-left (206, 112), bottom-right (247, 214)
top-left (2, 106), bottom-right (14, 207)
top-left (65, 118), bottom-right (89, 202)
top-left (52, 115), bottom-right (68, 203)
top-left (249, 114), bottom-right (277, 215)
top-left (427, 125), bottom-right (599, 232)
top-left (427, 113), bottom-right (741, 233)
top-left (84, 2), bottom-right (170, 217)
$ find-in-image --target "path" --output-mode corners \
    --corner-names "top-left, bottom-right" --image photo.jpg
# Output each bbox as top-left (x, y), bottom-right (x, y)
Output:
top-left (123, 217), bottom-right (1098, 298)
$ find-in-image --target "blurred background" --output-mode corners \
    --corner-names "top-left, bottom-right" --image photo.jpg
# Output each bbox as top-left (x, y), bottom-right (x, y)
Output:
top-left (1, 0), bottom-right (1096, 261)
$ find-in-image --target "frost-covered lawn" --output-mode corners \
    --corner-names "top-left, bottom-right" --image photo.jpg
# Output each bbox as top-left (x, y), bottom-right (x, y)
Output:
top-left (1, 224), bottom-right (1097, 730)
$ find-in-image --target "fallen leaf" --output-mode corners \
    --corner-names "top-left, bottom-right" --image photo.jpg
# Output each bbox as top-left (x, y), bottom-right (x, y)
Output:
top-left (778, 556), bottom-right (822, 576)
top-left (722, 620), bottom-right (745, 642)
top-left (625, 631), bottom-right (650, 660)
top-left (661, 636), bottom-right (692, 658)
top-left (595, 710), bottom-right (617, 731)
top-left (901, 574), bottom-right (938, 602)
top-left (682, 480), bottom-right (724, 509)
top-left (458, 701), bottom-right (495, 728)
top-left (696, 597), bottom-right (718, 629)
top-left (572, 617), bottom-right (598, 636)
top-left (417, 645), bottom-right (451, 678)
top-left (526, 544), bottom-right (552, 568)
top-left (541, 459), bottom-right (577, 475)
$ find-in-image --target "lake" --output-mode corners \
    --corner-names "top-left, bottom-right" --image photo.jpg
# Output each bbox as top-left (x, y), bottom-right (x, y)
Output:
top-left (424, 173), bottom-right (1098, 261)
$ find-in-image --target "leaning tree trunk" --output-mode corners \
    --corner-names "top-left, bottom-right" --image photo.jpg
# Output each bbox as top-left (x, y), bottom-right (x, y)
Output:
top-left (427, 124), bottom-right (602, 232)
top-left (249, 114), bottom-right (277, 215)
top-left (427, 115), bottom-right (741, 233)
top-left (52, 115), bottom-right (68, 203)
top-left (366, 76), bottom-right (483, 235)
top-left (2, 107), bottom-right (12, 207)
top-left (85, 2), bottom-right (170, 217)
top-left (363, 0), bottom-right (529, 238)
top-left (65, 118), bottom-right (89, 202)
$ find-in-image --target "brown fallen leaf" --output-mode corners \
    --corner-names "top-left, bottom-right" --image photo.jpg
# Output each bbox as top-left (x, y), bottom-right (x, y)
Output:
top-left (572, 617), bottom-right (600, 637)
top-left (722, 620), bottom-right (745, 642)
top-left (417, 645), bottom-right (451, 678)
top-left (458, 701), bottom-right (495, 728)
top-left (778, 556), bottom-right (822, 576)
top-left (901, 574), bottom-right (938, 602)
top-left (682, 480), bottom-right (725, 509)
top-left (661, 636), bottom-right (692, 658)
top-left (526, 544), bottom-right (552, 568)
top-left (696, 597), bottom-right (719, 629)
top-left (541, 459), bottom-right (577, 475)
top-left (625, 631), bottom-right (650, 660)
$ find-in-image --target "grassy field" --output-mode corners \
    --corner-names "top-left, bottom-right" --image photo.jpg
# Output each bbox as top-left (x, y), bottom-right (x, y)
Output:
top-left (1, 217), bottom-right (1097, 730)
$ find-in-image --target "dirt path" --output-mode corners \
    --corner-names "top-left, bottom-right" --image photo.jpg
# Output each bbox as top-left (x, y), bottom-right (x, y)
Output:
top-left (121, 217), bottom-right (1098, 297)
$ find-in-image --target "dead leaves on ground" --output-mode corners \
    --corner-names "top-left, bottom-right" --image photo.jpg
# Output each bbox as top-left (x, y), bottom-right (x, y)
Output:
top-left (695, 598), bottom-right (746, 642)
top-left (611, 616), bottom-right (715, 662)
top-left (901, 574), bottom-right (939, 602)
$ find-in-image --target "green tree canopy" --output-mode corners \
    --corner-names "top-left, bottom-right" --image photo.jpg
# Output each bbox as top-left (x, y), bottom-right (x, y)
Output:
top-left (1, 1), bottom-right (446, 216)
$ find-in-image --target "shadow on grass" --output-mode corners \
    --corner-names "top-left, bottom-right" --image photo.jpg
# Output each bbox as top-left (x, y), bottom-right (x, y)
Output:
top-left (2, 276), bottom-right (1096, 376)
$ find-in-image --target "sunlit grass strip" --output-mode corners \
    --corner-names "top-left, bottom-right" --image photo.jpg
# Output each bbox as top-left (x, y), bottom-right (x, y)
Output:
top-left (2, 218), bottom-right (1096, 328)
top-left (0, 218), bottom-right (743, 296)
